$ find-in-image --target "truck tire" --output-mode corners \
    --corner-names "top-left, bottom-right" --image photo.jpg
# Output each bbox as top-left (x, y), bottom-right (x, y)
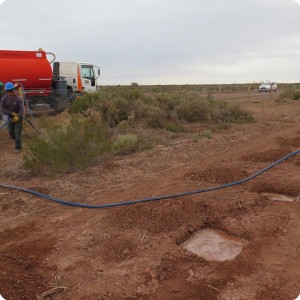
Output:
top-left (50, 96), bottom-right (70, 112)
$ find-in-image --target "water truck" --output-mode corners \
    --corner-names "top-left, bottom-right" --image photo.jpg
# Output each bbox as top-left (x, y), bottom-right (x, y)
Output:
top-left (0, 49), bottom-right (100, 113)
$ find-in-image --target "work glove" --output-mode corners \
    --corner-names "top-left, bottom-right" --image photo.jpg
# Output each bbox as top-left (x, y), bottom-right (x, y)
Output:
top-left (10, 112), bottom-right (19, 123)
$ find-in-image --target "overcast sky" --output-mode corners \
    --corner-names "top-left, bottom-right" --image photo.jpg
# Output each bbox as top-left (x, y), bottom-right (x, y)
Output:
top-left (1, 0), bottom-right (300, 85)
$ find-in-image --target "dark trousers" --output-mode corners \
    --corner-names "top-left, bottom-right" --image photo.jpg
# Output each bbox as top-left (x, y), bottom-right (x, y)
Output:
top-left (8, 119), bottom-right (23, 150)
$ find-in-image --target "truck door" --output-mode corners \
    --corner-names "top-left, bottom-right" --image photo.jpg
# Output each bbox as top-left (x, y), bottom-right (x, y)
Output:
top-left (81, 65), bottom-right (96, 92)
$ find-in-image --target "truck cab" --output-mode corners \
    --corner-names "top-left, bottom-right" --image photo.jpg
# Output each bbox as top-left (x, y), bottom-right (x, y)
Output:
top-left (53, 61), bottom-right (100, 93)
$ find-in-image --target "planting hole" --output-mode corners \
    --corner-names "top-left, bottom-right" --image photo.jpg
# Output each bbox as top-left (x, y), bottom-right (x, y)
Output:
top-left (182, 229), bottom-right (249, 262)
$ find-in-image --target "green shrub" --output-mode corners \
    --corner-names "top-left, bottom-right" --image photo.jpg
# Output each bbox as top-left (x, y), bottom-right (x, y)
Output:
top-left (202, 129), bottom-right (212, 139)
top-left (113, 134), bottom-right (139, 154)
top-left (23, 85), bottom-right (258, 176)
top-left (145, 106), bottom-right (168, 128)
top-left (95, 97), bottom-right (130, 127)
top-left (293, 92), bottom-right (300, 100)
top-left (277, 86), bottom-right (295, 102)
top-left (70, 86), bottom-right (255, 129)
top-left (176, 99), bottom-right (210, 122)
top-left (156, 93), bottom-right (181, 110)
top-left (69, 93), bottom-right (97, 114)
top-left (122, 86), bottom-right (142, 100)
top-left (164, 121), bottom-right (185, 133)
top-left (175, 98), bottom-right (254, 124)
top-left (220, 103), bottom-right (255, 123)
top-left (23, 119), bottom-right (112, 175)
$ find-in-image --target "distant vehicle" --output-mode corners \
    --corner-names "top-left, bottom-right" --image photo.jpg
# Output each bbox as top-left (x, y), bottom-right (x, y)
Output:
top-left (258, 82), bottom-right (277, 92)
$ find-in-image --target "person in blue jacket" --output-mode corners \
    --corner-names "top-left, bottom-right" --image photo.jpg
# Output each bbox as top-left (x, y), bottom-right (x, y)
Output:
top-left (0, 82), bottom-right (24, 152)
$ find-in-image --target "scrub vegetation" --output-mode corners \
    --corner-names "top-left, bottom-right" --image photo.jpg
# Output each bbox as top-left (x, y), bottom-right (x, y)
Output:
top-left (276, 84), bottom-right (300, 102)
top-left (24, 84), bottom-right (255, 176)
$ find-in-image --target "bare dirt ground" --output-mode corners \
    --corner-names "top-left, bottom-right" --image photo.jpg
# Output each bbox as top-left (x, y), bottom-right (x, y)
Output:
top-left (0, 91), bottom-right (300, 300)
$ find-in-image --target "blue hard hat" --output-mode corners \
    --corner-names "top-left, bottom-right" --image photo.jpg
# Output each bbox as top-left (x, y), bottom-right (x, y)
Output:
top-left (4, 82), bottom-right (15, 91)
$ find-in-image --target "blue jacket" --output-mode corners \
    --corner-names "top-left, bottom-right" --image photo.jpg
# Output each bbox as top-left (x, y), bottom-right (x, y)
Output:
top-left (0, 93), bottom-right (24, 118)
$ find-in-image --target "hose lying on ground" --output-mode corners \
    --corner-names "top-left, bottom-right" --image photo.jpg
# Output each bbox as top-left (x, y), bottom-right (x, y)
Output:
top-left (0, 148), bottom-right (299, 208)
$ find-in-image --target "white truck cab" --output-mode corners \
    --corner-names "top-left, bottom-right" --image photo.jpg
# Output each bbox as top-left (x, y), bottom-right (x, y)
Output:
top-left (53, 61), bottom-right (100, 93)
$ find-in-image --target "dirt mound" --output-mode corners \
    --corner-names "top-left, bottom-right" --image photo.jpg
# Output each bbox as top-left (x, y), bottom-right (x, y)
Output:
top-left (0, 233), bottom-right (56, 300)
top-left (185, 165), bottom-right (249, 184)
top-left (247, 176), bottom-right (300, 196)
top-left (241, 147), bottom-right (294, 163)
top-left (276, 135), bottom-right (300, 148)
top-left (108, 198), bottom-right (207, 234)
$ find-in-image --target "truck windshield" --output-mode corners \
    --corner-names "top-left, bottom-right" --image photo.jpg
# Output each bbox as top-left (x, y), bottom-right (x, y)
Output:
top-left (81, 65), bottom-right (95, 79)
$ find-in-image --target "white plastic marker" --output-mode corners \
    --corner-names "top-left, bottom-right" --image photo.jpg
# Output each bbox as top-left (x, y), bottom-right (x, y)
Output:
top-left (295, 295), bottom-right (300, 300)
top-left (0, 295), bottom-right (5, 300)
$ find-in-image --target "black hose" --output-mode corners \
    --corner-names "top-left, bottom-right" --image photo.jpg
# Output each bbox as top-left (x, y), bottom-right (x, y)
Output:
top-left (0, 148), bottom-right (299, 208)
top-left (0, 117), bottom-right (39, 132)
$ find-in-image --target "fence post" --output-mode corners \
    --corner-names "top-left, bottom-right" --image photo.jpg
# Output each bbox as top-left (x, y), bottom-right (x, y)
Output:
top-left (219, 84), bottom-right (221, 98)
top-left (248, 84), bottom-right (250, 102)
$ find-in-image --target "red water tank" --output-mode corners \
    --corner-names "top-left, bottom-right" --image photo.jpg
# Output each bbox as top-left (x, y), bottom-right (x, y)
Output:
top-left (0, 50), bottom-right (53, 90)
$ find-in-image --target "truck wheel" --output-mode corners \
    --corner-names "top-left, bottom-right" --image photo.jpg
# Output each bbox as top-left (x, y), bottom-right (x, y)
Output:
top-left (50, 96), bottom-right (70, 112)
